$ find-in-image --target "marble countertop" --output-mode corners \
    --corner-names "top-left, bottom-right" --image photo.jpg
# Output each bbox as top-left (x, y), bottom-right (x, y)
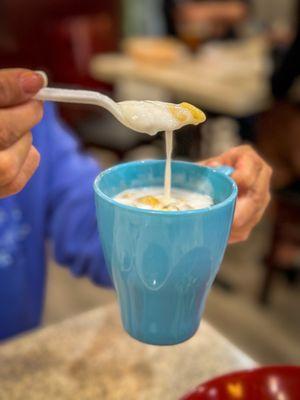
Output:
top-left (0, 303), bottom-right (256, 400)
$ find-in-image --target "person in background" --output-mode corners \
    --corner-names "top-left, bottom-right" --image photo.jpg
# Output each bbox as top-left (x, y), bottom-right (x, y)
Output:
top-left (255, 22), bottom-right (300, 269)
top-left (0, 68), bottom-right (272, 340)
top-left (163, 0), bottom-right (248, 45)
top-left (272, 34), bottom-right (300, 100)
top-left (257, 25), bottom-right (300, 189)
top-left (271, 12), bottom-right (300, 101)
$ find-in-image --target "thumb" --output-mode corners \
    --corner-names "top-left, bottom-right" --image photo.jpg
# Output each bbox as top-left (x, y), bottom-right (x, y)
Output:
top-left (0, 69), bottom-right (47, 107)
top-left (201, 160), bottom-right (222, 167)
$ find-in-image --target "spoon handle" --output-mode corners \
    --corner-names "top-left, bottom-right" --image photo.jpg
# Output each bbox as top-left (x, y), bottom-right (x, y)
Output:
top-left (34, 87), bottom-right (123, 119)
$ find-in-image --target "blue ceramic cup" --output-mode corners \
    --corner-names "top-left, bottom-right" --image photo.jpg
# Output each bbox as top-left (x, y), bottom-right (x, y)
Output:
top-left (94, 160), bottom-right (237, 345)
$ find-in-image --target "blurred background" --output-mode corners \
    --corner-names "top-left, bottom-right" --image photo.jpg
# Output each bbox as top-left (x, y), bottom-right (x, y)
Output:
top-left (1, 0), bottom-right (299, 363)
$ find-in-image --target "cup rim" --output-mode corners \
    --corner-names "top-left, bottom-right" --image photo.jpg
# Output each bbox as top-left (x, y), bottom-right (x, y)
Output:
top-left (94, 160), bottom-right (238, 216)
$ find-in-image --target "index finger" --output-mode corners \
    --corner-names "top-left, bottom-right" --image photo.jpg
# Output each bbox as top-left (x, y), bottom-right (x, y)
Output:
top-left (0, 69), bottom-right (46, 107)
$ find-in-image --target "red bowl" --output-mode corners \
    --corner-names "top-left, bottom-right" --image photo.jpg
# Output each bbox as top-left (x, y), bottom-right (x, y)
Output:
top-left (181, 366), bottom-right (300, 400)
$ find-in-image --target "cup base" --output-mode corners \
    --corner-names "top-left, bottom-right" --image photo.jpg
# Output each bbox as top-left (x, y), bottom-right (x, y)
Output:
top-left (124, 324), bottom-right (199, 346)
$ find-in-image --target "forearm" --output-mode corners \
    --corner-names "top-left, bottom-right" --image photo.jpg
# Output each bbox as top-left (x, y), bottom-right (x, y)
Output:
top-left (43, 102), bottom-right (112, 286)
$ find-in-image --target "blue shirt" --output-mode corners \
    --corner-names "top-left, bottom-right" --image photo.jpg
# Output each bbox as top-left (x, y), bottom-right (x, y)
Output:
top-left (0, 103), bottom-right (111, 340)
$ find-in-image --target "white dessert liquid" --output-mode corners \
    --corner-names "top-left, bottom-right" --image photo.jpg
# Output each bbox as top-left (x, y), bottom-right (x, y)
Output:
top-left (114, 187), bottom-right (213, 211)
top-left (118, 101), bottom-right (206, 135)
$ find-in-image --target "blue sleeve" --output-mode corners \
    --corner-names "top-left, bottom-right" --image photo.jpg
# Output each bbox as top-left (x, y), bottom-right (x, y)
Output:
top-left (43, 104), bottom-right (112, 286)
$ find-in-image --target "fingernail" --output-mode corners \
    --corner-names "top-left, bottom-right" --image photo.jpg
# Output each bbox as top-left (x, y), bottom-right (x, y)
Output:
top-left (20, 71), bottom-right (47, 94)
top-left (34, 71), bottom-right (48, 87)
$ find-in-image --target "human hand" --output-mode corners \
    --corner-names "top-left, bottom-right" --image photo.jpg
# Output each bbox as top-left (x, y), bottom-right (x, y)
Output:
top-left (201, 145), bottom-right (272, 243)
top-left (0, 68), bottom-right (45, 198)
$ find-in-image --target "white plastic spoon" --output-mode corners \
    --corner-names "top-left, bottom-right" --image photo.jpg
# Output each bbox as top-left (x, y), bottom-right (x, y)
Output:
top-left (34, 87), bottom-right (206, 135)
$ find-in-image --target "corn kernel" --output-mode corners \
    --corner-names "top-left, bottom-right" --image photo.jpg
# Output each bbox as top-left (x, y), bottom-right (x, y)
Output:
top-left (180, 102), bottom-right (206, 123)
top-left (137, 196), bottom-right (161, 208)
top-left (168, 104), bottom-right (188, 123)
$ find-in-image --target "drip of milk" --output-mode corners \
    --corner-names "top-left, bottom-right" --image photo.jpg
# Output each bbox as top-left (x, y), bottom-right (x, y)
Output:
top-left (164, 131), bottom-right (173, 202)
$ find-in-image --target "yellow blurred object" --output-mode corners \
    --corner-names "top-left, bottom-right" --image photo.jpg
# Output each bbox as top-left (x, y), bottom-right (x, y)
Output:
top-left (227, 382), bottom-right (244, 398)
top-left (122, 37), bottom-right (188, 65)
